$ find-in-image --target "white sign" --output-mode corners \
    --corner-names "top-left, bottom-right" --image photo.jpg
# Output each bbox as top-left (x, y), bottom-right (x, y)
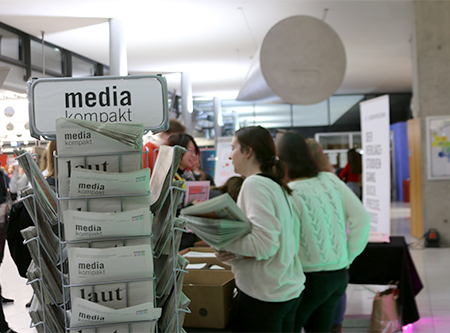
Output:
top-left (28, 75), bottom-right (168, 139)
top-left (214, 136), bottom-right (239, 186)
top-left (360, 95), bottom-right (391, 235)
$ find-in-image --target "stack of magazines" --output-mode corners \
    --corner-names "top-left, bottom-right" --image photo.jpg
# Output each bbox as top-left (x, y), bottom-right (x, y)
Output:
top-left (55, 118), bottom-right (144, 214)
top-left (180, 193), bottom-right (252, 249)
top-left (54, 118), bottom-right (162, 332)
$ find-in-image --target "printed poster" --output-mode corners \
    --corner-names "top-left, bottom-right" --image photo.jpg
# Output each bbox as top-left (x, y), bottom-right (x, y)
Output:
top-left (427, 116), bottom-right (450, 179)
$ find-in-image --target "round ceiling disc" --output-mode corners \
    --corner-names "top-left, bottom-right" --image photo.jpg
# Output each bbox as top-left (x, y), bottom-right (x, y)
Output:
top-left (260, 15), bottom-right (346, 105)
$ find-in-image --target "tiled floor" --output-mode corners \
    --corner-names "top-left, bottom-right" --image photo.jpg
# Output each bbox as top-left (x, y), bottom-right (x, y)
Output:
top-left (1, 201), bottom-right (449, 332)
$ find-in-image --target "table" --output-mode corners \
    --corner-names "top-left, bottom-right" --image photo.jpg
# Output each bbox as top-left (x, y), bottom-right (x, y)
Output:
top-left (349, 236), bottom-right (423, 325)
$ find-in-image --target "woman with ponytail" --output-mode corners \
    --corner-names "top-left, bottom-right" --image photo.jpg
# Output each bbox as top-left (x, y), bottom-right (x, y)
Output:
top-left (215, 126), bottom-right (305, 332)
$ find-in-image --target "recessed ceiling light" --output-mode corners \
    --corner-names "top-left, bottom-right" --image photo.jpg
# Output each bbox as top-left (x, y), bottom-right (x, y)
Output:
top-left (4, 106), bottom-right (15, 117)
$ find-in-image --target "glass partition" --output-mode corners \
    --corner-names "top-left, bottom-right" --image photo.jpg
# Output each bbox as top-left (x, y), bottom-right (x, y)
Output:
top-left (293, 100), bottom-right (328, 127)
top-left (329, 95), bottom-right (364, 124)
top-left (254, 103), bottom-right (291, 128)
top-left (0, 27), bottom-right (22, 60)
top-left (72, 55), bottom-right (97, 77)
top-left (31, 39), bottom-right (64, 74)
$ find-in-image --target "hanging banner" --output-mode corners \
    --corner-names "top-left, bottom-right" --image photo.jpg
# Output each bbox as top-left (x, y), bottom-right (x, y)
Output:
top-left (360, 95), bottom-right (391, 235)
top-left (28, 75), bottom-right (169, 139)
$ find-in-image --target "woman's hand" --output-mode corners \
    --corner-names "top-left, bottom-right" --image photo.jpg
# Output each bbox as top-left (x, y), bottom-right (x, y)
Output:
top-left (215, 250), bottom-right (235, 262)
top-left (191, 199), bottom-right (204, 205)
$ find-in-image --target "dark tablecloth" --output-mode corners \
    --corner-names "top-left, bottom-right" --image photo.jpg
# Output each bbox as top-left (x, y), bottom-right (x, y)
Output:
top-left (349, 236), bottom-right (423, 325)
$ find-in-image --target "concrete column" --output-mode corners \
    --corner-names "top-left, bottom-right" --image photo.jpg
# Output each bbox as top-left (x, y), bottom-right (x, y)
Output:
top-left (109, 18), bottom-right (128, 76)
top-left (213, 97), bottom-right (223, 146)
top-left (413, 0), bottom-right (450, 243)
top-left (181, 72), bottom-right (193, 134)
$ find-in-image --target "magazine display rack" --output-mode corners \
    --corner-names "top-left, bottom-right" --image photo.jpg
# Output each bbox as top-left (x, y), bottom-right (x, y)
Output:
top-left (16, 119), bottom-right (190, 332)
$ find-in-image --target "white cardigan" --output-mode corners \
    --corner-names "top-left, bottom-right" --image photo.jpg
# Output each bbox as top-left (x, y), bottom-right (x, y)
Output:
top-left (224, 174), bottom-right (305, 302)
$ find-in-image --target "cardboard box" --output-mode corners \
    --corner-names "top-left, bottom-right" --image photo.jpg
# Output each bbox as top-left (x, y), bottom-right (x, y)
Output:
top-left (183, 269), bottom-right (236, 329)
top-left (180, 247), bottom-right (232, 270)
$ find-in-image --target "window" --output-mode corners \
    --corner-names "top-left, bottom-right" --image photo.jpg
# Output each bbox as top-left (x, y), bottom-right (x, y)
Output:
top-left (329, 95), bottom-right (364, 124)
top-left (31, 40), bottom-right (64, 74)
top-left (72, 55), bottom-right (97, 77)
top-left (255, 103), bottom-right (291, 128)
top-left (0, 28), bottom-right (22, 60)
top-left (318, 134), bottom-right (350, 150)
top-left (293, 101), bottom-right (329, 127)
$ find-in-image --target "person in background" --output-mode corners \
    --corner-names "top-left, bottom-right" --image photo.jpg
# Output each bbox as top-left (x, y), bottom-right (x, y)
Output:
top-left (277, 131), bottom-right (370, 333)
top-left (167, 133), bottom-right (199, 183)
top-left (143, 118), bottom-right (186, 171)
top-left (188, 154), bottom-right (215, 185)
top-left (305, 138), bottom-right (335, 173)
top-left (42, 141), bottom-right (57, 190)
top-left (209, 176), bottom-right (244, 201)
top-left (5, 166), bottom-right (13, 180)
top-left (305, 138), bottom-right (347, 332)
top-left (8, 165), bottom-right (27, 201)
top-left (0, 161), bottom-right (13, 304)
top-left (39, 149), bottom-right (48, 176)
top-left (0, 156), bottom-right (17, 333)
top-left (339, 148), bottom-right (362, 199)
top-left (167, 133), bottom-right (200, 249)
top-left (215, 126), bottom-right (304, 332)
top-left (9, 149), bottom-right (42, 201)
top-left (182, 145), bottom-right (201, 182)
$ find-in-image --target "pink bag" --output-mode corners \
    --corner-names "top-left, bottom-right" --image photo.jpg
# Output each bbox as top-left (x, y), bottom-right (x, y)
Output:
top-left (368, 287), bottom-right (401, 333)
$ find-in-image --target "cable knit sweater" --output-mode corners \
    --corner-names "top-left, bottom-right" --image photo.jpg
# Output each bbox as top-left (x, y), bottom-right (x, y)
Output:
top-left (289, 172), bottom-right (370, 273)
top-left (224, 174), bottom-right (305, 302)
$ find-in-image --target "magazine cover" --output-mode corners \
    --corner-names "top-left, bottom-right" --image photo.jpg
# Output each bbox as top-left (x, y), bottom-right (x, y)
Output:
top-left (70, 297), bottom-right (161, 328)
top-left (63, 208), bottom-right (152, 241)
top-left (70, 279), bottom-right (154, 310)
top-left (68, 244), bottom-right (153, 284)
top-left (56, 118), bottom-right (143, 201)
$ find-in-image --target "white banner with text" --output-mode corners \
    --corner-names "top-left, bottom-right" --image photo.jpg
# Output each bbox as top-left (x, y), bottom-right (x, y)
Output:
top-left (360, 95), bottom-right (391, 235)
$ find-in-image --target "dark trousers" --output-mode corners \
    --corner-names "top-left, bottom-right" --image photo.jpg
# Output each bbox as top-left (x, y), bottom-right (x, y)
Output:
top-left (295, 268), bottom-right (349, 333)
top-left (0, 223), bottom-right (7, 264)
top-left (0, 286), bottom-right (8, 332)
top-left (0, 303), bottom-right (8, 332)
top-left (236, 290), bottom-right (302, 332)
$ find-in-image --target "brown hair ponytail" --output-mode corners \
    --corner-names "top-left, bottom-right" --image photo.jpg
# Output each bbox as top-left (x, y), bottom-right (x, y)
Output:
top-left (235, 126), bottom-right (292, 195)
